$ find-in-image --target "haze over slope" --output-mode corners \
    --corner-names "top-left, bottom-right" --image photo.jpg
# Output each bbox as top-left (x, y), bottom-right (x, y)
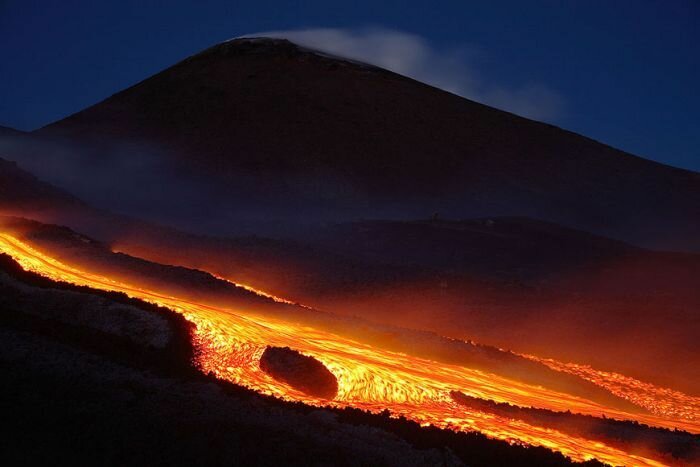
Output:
top-left (34, 38), bottom-right (699, 251)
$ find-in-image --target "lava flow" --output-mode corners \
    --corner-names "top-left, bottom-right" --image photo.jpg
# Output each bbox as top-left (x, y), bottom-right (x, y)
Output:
top-left (2, 232), bottom-right (698, 466)
top-left (522, 354), bottom-right (700, 422)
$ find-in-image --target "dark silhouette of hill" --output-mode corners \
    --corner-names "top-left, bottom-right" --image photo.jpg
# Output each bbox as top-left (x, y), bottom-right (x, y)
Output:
top-left (0, 125), bottom-right (23, 137)
top-left (299, 218), bottom-right (642, 282)
top-left (35, 38), bottom-right (700, 251)
top-left (0, 158), bottom-right (83, 211)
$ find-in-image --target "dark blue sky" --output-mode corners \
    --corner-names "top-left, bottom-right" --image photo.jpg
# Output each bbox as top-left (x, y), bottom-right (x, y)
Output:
top-left (1, 0), bottom-right (698, 171)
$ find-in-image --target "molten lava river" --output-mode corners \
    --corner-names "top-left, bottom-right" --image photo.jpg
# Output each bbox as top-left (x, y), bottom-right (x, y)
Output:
top-left (1, 233), bottom-right (698, 466)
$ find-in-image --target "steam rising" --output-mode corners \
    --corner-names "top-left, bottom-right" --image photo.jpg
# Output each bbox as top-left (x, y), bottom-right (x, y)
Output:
top-left (246, 27), bottom-right (565, 122)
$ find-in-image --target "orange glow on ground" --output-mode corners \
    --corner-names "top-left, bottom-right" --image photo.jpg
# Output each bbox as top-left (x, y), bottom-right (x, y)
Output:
top-left (2, 232), bottom-right (698, 466)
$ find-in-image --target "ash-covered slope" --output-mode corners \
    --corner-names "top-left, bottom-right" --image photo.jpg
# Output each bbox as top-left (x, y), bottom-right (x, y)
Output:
top-left (36, 37), bottom-right (700, 250)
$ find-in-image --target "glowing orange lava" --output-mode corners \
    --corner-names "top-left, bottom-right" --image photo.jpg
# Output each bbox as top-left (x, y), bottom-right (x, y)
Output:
top-left (522, 354), bottom-right (700, 422)
top-left (2, 232), bottom-right (697, 466)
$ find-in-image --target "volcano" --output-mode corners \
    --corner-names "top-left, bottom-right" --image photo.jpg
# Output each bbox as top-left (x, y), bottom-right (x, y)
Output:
top-left (1, 34), bottom-right (699, 467)
top-left (34, 37), bottom-right (700, 251)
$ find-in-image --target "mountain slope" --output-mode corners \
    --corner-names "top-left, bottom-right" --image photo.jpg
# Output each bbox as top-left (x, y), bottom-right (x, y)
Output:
top-left (0, 125), bottom-right (23, 137)
top-left (36, 37), bottom-right (700, 250)
top-left (1, 155), bottom-right (698, 392)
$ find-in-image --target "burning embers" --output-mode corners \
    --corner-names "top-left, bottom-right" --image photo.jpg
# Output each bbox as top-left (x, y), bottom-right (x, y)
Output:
top-left (259, 346), bottom-right (338, 400)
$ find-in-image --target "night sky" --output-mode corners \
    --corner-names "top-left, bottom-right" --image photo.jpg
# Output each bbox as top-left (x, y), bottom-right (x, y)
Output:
top-left (1, 0), bottom-right (698, 171)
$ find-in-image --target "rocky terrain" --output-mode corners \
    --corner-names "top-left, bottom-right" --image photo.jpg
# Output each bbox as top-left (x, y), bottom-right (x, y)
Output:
top-left (260, 346), bottom-right (339, 399)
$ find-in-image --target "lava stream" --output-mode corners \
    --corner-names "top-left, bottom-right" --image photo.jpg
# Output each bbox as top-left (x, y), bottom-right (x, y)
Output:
top-left (2, 232), bottom-right (697, 466)
top-left (522, 354), bottom-right (700, 422)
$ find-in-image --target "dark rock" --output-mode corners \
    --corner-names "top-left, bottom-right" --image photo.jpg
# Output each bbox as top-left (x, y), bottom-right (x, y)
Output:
top-left (260, 346), bottom-right (338, 399)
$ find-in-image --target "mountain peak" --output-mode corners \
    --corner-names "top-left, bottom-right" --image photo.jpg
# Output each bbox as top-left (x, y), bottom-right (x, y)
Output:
top-left (219, 37), bottom-right (301, 54)
top-left (198, 36), bottom-right (379, 70)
